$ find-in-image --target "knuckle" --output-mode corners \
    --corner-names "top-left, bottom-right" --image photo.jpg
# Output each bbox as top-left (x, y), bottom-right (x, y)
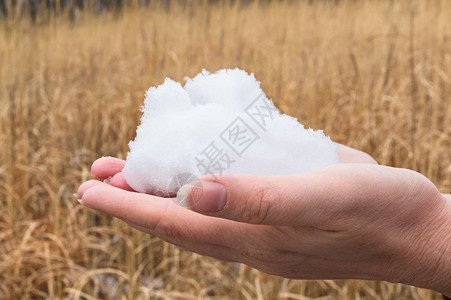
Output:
top-left (410, 173), bottom-right (441, 202)
top-left (240, 183), bottom-right (279, 224)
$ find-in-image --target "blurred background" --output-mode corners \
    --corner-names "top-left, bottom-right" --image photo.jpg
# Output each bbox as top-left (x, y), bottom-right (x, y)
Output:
top-left (0, 0), bottom-right (450, 299)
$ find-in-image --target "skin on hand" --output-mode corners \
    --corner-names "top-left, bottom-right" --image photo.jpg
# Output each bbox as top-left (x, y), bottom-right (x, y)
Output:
top-left (77, 145), bottom-right (451, 296)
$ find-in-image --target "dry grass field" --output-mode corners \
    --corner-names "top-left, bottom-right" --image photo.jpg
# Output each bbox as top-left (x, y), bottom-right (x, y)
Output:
top-left (1, 0), bottom-right (450, 299)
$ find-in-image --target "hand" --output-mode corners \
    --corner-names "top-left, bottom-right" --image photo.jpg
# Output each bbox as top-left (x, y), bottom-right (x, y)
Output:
top-left (77, 145), bottom-right (451, 296)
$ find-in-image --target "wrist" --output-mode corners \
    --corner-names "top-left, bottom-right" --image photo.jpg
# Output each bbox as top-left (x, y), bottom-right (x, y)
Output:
top-left (397, 194), bottom-right (451, 296)
top-left (433, 195), bottom-right (451, 297)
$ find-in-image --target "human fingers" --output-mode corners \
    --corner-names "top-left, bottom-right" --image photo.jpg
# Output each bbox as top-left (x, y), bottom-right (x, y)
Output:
top-left (175, 170), bottom-right (341, 227)
top-left (78, 182), bottom-right (354, 270)
top-left (176, 164), bottom-right (425, 227)
top-left (91, 156), bottom-right (126, 179)
top-left (110, 172), bottom-right (134, 191)
top-left (79, 183), bottom-right (256, 249)
top-left (77, 179), bottom-right (109, 198)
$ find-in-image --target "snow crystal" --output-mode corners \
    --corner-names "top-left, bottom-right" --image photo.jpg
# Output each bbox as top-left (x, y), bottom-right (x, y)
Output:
top-left (123, 69), bottom-right (340, 196)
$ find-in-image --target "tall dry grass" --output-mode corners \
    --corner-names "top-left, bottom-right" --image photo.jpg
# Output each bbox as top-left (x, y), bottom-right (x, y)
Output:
top-left (0, 0), bottom-right (450, 299)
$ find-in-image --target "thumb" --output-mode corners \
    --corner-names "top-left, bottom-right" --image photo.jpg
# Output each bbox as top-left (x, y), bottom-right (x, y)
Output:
top-left (175, 172), bottom-right (338, 226)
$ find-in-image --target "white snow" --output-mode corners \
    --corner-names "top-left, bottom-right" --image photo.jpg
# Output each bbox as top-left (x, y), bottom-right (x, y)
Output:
top-left (123, 69), bottom-right (340, 196)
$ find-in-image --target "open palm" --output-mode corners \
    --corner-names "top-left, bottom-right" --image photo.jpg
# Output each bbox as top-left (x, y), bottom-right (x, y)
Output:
top-left (77, 144), bottom-right (450, 295)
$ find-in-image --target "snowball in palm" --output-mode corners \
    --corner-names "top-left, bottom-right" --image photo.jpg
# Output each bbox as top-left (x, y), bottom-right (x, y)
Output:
top-left (123, 69), bottom-right (340, 196)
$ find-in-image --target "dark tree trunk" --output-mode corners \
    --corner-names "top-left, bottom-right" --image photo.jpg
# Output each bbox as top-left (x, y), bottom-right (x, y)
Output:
top-left (0, 0), bottom-right (8, 18)
top-left (29, 0), bottom-right (39, 22)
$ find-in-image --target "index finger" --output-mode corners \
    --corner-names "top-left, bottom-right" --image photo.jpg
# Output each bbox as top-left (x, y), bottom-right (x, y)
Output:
top-left (80, 184), bottom-right (251, 246)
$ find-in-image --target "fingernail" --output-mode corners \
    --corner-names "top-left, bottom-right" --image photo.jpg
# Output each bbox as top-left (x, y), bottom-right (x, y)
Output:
top-left (176, 180), bottom-right (227, 212)
top-left (73, 193), bottom-right (83, 204)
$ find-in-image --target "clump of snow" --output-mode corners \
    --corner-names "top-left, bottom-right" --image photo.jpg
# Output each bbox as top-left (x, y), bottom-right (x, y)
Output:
top-left (123, 69), bottom-right (340, 196)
